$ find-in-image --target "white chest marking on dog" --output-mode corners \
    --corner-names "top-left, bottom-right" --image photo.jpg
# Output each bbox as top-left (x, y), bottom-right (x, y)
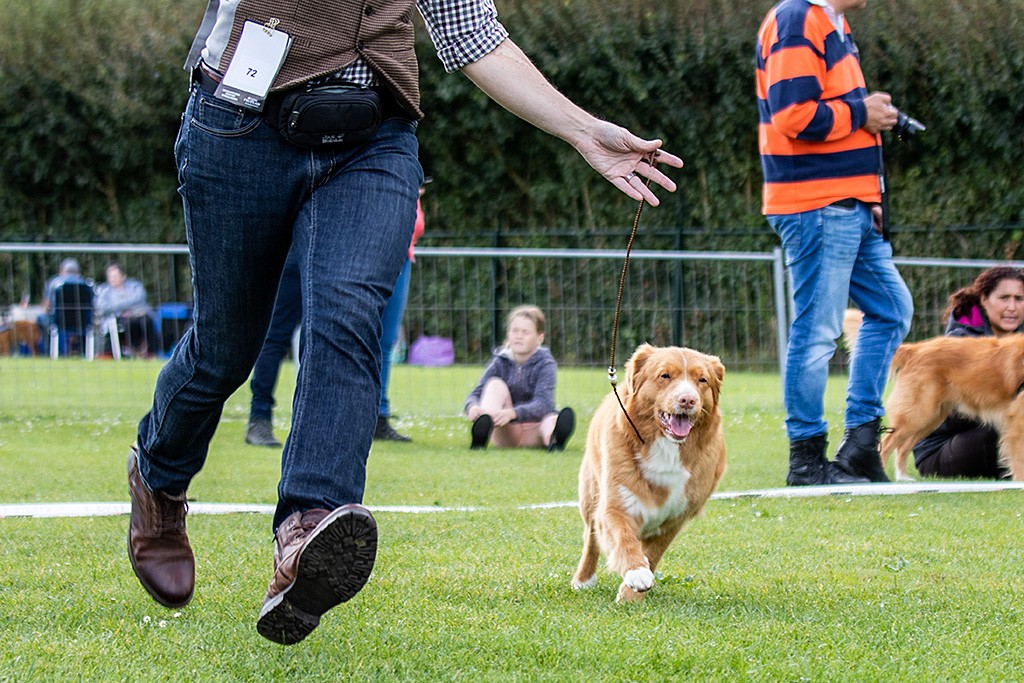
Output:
top-left (619, 437), bottom-right (691, 537)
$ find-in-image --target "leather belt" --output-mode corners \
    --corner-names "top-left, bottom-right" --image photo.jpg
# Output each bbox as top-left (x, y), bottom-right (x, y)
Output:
top-left (831, 198), bottom-right (858, 209)
top-left (190, 64), bottom-right (408, 125)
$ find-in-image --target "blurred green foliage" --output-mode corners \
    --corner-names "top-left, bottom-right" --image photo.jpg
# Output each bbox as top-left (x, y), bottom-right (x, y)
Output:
top-left (1, 0), bottom-right (1022, 256)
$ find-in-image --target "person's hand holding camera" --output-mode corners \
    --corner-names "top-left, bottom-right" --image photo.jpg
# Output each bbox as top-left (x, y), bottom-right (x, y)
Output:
top-left (863, 91), bottom-right (899, 134)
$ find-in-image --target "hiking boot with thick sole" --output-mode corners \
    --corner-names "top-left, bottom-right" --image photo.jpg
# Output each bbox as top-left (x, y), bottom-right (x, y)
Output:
top-left (257, 504), bottom-right (378, 645)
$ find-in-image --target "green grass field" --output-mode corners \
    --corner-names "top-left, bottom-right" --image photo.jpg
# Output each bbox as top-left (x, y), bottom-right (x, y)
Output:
top-left (2, 360), bottom-right (1023, 681)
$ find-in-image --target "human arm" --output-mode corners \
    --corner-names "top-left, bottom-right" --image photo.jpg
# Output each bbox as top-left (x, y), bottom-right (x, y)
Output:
top-left (760, 16), bottom-right (896, 141)
top-left (93, 285), bottom-right (111, 318)
top-left (96, 281), bottom-right (149, 318)
top-left (121, 280), bottom-right (151, 315)
top-left (417, 0), bottom-right (681, 203)
top-left (460, 39), bottom-right (683, 206)
top-left (508, 354), bottom-right (557, 423)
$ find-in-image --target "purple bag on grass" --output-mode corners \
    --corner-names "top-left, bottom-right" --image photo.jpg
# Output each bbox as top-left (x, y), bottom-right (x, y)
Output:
top-left (407, 336), bottom-right (454, 366)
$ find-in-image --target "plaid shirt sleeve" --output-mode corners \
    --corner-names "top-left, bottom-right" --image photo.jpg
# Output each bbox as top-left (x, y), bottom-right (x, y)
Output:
top-left (417, 0), bottom-right (509, 73)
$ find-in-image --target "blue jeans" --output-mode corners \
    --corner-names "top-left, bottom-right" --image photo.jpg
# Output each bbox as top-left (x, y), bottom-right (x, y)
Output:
top-left (769, 202), bottom-right (913, 442)
top-left (379, 258), bottom-right (411, 418)
top-left (249, 246), bottom-right (302, 422)
top-left (136, 83), bottom-right (421, 529)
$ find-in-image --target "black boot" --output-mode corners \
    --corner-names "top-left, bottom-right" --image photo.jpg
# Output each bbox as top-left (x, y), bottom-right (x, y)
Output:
top-left (470, 415), bottom-right (493, 450)
top-left (374, 415), bottom-right (411, 442)
top-left (827, 461), bottom-right (871, 484)
top-left (547, 407), bottom-right (576, 452)
top-left (832, 418), bottom-right (890, 482)
top-left (787, 435), bottom-right (830, 486)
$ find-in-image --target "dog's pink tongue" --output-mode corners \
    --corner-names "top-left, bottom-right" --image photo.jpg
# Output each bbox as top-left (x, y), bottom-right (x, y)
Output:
top-left (669, 414), bottom-right (693, 439)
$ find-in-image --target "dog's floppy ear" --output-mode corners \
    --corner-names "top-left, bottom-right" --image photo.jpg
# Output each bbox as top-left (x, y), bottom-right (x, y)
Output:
top-left (706, 355), bottom-right (725, 403)
top-left (624, 343), bottom-right (656, 397)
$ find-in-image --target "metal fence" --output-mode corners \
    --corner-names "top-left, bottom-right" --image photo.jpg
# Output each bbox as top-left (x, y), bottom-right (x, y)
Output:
top-left (2, 242), bottom-right (1022, 416)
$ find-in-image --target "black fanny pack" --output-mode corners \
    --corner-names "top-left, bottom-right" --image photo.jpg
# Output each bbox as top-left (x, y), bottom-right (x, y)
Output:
top-left (276, 86), bottom-right (381, 148)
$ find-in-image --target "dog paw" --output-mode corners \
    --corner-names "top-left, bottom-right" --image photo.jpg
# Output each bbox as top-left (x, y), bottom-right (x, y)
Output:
top-left (623, 567), bottom-right (654, 592)
top-left (616, 583), bottom-right (647, 603)
top-left (571, 574), bottom-right (597, 590)
top-left (895, 473), bottom-right (916, 482)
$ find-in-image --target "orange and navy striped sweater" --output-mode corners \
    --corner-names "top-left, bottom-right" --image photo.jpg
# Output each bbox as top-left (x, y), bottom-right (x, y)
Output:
top-left (756, 0), bottom-right (881, 215)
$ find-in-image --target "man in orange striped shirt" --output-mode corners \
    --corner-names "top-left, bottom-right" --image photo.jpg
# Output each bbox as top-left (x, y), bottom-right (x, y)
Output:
top-left (756, 0), bottom-right (914, 486)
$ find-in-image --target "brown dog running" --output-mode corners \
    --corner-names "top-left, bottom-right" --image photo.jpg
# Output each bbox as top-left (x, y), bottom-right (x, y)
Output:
top-left (879, 335), bottom-right (1024, 481)
top-left (572, 344), bottom-right (726, 603)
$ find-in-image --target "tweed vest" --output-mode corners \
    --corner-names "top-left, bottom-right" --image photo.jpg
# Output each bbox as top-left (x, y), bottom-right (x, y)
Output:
top-left (200, 0), bottom-right (422, 119)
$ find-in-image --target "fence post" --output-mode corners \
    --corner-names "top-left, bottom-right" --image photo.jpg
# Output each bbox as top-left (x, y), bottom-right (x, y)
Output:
top-left (772, 246), bottom-right (788, 382)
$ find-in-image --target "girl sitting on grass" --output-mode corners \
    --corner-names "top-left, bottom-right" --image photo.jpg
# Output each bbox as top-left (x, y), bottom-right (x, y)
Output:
top-left (464, 305), bottom-right (575, 451)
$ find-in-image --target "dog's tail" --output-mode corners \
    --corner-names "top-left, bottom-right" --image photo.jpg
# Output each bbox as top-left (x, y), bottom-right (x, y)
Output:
top-left (889, 343), bottom-right (914, 374)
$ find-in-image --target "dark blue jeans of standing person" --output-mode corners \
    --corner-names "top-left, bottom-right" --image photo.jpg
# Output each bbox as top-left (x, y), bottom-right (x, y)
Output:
top-left (378, 258), bottom-right (411, 418)
top-left (135, 82), bottom-right (421, 530)
top-left (768, 201), bottom-right (913, 441)
top-left (249, 247), bottom-right (302, 423)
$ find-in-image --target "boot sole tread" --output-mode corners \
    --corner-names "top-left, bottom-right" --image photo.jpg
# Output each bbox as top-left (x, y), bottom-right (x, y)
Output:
top-left (256, 506), bottom-right (378, 645)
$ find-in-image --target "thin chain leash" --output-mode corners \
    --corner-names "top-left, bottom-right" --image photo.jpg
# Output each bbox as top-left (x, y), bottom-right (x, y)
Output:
top-left (608, 152), bottom-right (658, 445)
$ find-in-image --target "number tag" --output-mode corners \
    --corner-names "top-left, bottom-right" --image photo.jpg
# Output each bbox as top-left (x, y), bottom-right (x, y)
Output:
top-left (214, 20), bottom-right (292, 111)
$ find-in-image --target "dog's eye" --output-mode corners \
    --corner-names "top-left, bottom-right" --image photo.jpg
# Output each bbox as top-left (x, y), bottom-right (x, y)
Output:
top-left (660, 373), bottom-right (671, 380)
top-left (698, 377), bottom-right (708, 384)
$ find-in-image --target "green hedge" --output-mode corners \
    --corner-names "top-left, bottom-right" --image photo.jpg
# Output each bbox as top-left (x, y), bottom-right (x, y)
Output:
top-left (2, 0), bottom-right (1022, 256)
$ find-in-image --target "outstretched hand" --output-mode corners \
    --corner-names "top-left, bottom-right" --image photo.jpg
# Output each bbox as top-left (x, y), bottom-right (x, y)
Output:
top-left (575, 121), bottom-right (684, 206)
top-left (461, 39), bottom-right (684, 206)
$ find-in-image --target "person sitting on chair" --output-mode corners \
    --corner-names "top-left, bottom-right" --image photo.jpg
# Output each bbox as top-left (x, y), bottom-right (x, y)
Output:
top-left (94, 261), bottom-right (157, 357)
top-left (37, 258), bottom-right (88, 352)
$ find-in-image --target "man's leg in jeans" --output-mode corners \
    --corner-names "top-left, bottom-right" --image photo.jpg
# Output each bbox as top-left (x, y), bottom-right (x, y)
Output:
top-left (846, 222), bottom-right (913, 428)
top-left (129, 88), bottom-right (305, 608)
top-left (256, 118), bottom-right (422, 645)
top-left (247, 247), bottom-right (303, 447)
top-left (835, 205), bottom-right (913, 481)
top-left (276, 120), bottom-right (420, 523)
top-left (770, 207), bottom-right (858, 484)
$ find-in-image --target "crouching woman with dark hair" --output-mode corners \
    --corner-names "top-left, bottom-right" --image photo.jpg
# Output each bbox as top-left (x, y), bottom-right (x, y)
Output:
top-left (913, 266), bottom-right (1024, 479)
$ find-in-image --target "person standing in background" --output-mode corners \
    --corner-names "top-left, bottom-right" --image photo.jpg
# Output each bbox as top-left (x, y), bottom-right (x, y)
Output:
top-left (244, 247), bottom-right (302, 448)
top-left (756, 0), bottom-right (913, 486)
top-left (246, 178), bottom-right (428, 447)
top-left (374, 179), bottom-right (430, 442)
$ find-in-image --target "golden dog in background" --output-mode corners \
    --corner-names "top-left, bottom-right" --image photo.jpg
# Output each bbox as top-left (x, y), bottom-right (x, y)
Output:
top-left (879, 335), bottom-right (1024, 481)
top-left (0, 320), bottom-right (41, 356)
top-left (572, 344), bottom-right (726, 603)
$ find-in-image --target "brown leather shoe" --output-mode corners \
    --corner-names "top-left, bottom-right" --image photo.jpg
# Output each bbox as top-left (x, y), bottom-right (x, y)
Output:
top-left (256, 504), bottom-right (377, 645)
top-left (127, 446), bottom-right (194, 608)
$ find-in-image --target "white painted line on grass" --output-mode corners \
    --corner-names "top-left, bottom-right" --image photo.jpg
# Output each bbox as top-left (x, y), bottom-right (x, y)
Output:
top-left (0, 502), bottom-right (483, 518)
top-left (710, 481), bottom-right (1024, 499)
top-left (2, 482), bottom-right (1022, 519)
